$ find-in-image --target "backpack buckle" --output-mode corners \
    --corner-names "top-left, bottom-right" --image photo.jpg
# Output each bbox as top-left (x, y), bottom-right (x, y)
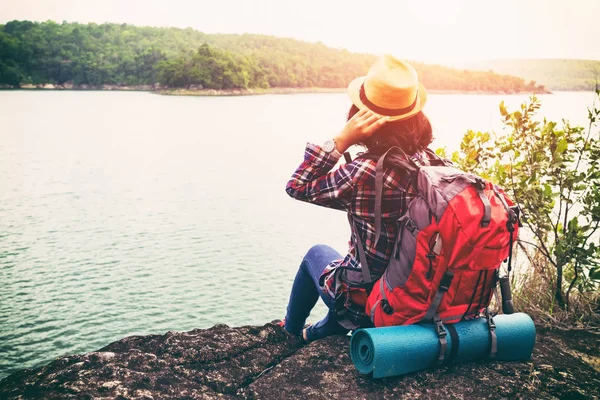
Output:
top-left (485, 309), bottom-right (498, 359)
top-left (381, 300), bottom-right (394, 315)
top-left (506, 221), bottom-right (515, 233)
top-left (433, 315), bottom-right (448, 364)
top-left (486, 312), bottom-right (496, 330)
top-left (509, 205), bottom-right (522, 227)
top-left (405, 218), bottom-right (417, 233)
top-left (439, 270), bottom-right (454, 292)
top-left (434, 317), bottom-right (447, 338)
top-left (475, 177), bottom-right (486, 191)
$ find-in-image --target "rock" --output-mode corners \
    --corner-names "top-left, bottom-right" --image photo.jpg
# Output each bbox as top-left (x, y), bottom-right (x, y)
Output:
top-left (63, 81), bottom-right (74, 89)
top-left (21, 84), bottom-right (36, 89)
top-left (42, 83), bottom-right (55, 89)
top-left (0, 324), bottom-right (598, 399)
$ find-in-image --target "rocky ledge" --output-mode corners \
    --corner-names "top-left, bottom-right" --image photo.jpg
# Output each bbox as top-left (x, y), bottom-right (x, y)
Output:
top-left (0, 323), bottom-right (598, 399)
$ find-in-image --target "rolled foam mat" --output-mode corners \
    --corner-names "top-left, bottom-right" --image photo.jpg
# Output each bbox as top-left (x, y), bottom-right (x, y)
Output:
top-left (350, 312), bottom-right (536, 378)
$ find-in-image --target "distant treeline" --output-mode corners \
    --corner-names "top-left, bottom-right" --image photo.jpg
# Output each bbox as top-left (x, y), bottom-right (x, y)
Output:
top-left (459, 59), bottom-right (600, 91)
top-left (0, 20), bottom-right (546, 93)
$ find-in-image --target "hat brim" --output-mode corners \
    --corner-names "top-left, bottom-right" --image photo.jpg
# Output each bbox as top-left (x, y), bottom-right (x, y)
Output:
top-left (347, 77), bottom-right (428, 122)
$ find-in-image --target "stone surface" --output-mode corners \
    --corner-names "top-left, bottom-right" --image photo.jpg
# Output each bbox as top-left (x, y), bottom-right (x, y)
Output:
top-left (1, 323), bottom-right (598, 399)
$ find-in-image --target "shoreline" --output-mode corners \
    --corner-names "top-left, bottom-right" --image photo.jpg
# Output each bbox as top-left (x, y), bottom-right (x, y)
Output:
top-left (158, 87), bottom-right (554, 96)
top-left (0, 84), bottom-right (555, 96)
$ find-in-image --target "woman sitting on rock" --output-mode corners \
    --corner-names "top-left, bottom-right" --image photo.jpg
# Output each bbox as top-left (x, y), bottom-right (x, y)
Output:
top-left (281, 55), bottom-right (434, 342)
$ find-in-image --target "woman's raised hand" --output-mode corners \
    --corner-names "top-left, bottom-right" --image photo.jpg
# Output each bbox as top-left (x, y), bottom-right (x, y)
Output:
top-left (334, 109), bottom-right (389, 153)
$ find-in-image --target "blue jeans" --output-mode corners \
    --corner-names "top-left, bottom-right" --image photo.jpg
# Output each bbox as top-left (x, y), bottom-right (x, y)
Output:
top-left (284, 244), bottom-right (350, 341)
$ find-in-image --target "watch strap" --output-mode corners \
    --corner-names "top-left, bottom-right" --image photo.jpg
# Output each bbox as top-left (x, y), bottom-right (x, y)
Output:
top-left (323, 139), bottom-right (342, 157)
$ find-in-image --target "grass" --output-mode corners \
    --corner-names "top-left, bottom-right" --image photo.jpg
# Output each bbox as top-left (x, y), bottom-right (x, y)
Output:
top-left (512, 260), bottom-right (600, 330)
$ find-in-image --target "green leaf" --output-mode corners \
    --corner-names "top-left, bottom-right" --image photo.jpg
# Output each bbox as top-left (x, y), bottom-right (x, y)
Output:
top-left (499, 101), bottom-right (507, 117)
top-left (435, 147), bottom-right (448, 159)
top-left (556, 138), bottom-right (568, 154)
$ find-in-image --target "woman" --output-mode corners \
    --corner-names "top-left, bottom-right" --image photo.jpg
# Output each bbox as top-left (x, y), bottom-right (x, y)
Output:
top-left (282, 55), bottom-right (434, 342)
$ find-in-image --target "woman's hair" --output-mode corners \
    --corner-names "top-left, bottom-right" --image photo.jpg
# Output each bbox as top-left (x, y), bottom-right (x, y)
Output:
top-left (347, 104), bottom-right (433, 155)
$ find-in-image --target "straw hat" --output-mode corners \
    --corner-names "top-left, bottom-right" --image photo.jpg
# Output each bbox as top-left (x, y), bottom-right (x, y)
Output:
top-left (347, 55), bottom-right (427, 121)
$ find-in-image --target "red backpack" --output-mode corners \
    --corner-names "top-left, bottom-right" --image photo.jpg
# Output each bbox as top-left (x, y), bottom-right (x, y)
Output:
top-left (353, 147), bottom-right (519, 343)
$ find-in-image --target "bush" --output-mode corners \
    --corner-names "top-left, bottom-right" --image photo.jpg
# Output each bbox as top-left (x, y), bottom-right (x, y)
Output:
top-left (439, 89), bottom-right (600, 323)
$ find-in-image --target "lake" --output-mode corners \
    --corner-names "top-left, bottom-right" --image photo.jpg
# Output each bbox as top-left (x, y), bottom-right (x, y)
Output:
top-left (0, 90), bottom-right (595, 380)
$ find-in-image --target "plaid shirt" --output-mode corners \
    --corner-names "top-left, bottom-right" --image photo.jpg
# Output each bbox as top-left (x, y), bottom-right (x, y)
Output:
top-left (286, 143), bottom-right (421, 326)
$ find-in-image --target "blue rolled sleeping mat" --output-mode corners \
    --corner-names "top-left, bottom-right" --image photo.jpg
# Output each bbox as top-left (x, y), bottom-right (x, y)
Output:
top-left (350, 313), bottom-right (536, 378)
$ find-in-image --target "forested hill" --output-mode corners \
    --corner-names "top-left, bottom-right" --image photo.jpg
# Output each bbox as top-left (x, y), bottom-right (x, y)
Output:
top-left (456, 59), bottom-right (600, 91)
top-left (0, 20), bottom-right (546, 93)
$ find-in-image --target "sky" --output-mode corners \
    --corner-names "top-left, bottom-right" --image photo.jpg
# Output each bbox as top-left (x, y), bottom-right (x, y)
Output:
top-left (1, 0), bottom-right (599, 63)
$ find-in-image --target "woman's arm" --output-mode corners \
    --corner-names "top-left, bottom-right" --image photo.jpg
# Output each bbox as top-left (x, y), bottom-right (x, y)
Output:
top-left (285, 109), bottom-right (388, 210)
top-left (285, 143), bottom-right (357, 210)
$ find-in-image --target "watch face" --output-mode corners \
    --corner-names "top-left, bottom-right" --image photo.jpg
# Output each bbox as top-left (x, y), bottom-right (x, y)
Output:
top-left (323, 140), bottom-right (335, 153)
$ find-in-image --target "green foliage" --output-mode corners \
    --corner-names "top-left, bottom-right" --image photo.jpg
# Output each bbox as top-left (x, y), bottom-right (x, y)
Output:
top-left (156, 43), bottom-right (249, 89)
top-left (447, 90), bottom-right (600, 309)
top-left (0, 20), bottom-right (546, 92)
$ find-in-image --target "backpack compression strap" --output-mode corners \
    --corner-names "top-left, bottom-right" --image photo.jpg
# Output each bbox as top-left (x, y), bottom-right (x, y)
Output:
top-left (423, 271), bottom-right (455, 364)
top-left (422, 270), bottom-right (455, 322)
top-left (491, 185), bottom-right (518, 273)
top-left (348, 213), bottom-right (372, 285)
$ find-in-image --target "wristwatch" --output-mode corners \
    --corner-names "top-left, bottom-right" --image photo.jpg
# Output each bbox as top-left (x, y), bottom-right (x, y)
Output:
top-left (323, 139), bottom-right (342, 156)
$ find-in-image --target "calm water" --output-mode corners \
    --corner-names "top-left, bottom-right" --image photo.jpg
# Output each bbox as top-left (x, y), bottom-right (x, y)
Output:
top-left (0, 90), bottom-right (595, 379)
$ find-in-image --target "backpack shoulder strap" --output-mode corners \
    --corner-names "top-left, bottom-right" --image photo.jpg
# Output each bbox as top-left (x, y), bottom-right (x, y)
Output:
top-left (374, 146), bottom-right (419, 244)
top-left (349, 148), bottom-right (419, 283)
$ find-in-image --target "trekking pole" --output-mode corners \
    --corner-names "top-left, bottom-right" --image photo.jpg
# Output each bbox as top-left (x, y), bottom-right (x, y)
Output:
top-left (499, 275), bottom-right (514, 314)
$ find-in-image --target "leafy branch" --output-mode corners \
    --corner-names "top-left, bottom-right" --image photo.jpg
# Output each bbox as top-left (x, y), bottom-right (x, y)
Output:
top-left (445, 89), bottom-right (600, 309)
